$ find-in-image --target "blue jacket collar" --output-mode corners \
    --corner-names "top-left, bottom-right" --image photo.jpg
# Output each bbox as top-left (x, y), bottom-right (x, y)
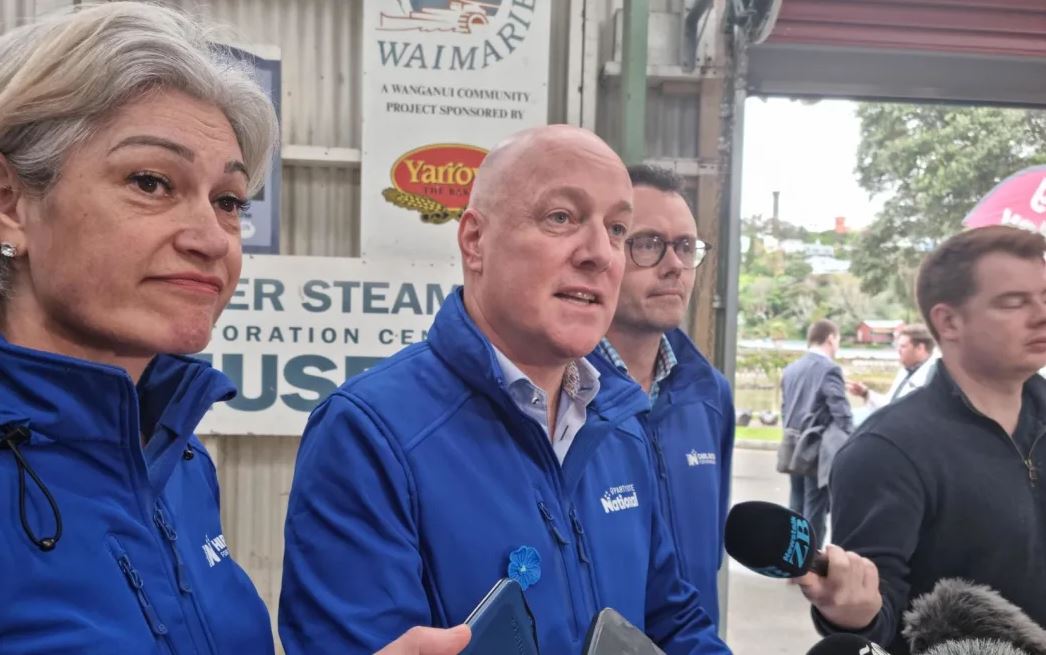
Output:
top-left (427, 288), bottom-right (648, 423)
top-left (0, 335), bottom-right (234, 450)
top-left (661, 328), bottom-right (719, 399)
top-left (584, 349), bottom-right (651, 421)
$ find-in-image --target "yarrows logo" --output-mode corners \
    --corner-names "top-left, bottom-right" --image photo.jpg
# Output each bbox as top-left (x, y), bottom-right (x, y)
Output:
top-left (201, 533), bottom-right (230, 568)
top-left (686, 450), bottom-right (716, 467)
top-left (601, 483), bottom-right (639, 513)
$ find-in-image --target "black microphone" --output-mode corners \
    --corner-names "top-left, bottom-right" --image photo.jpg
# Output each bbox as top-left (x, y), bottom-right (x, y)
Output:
top-left (921, 639), bottom-right (1030, 655)
top-left (806, 633), bottom-right (893, 655)
top-left (724, 500), bottom-right (829, 578)
top-left (903, 578), bottom-right (1046, 655)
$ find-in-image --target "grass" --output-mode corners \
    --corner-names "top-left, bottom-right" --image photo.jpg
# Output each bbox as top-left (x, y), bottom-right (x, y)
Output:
top-left (735, 425), bottom-right (782, 442)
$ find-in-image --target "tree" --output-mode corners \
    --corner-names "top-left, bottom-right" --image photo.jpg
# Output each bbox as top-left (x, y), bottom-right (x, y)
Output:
top-left (741, 213), bottom-right (769, 238)
top-left (736, 348), bottom-right (801, 408)
top-left (851, 104), bottom-right (1046, 297)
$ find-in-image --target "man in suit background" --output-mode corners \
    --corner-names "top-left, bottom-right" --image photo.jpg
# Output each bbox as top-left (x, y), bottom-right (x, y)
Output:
top-left (780, 319), bottom-right (854, 548)
top-left (847, 324), bottom-right (937, 411)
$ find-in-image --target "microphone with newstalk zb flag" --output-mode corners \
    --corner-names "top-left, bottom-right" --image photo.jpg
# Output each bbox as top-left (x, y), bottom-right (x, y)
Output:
top-left (724, 501), bottom-right (828, 578)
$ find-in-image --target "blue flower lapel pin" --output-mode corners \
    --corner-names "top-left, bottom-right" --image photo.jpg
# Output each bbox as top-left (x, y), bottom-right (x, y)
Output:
top-left (507, 545), bottom-right (541, 590)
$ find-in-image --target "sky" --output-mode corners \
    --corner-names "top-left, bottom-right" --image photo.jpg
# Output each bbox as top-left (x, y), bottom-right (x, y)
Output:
top-left (740, 97), bottom-right (886, 234)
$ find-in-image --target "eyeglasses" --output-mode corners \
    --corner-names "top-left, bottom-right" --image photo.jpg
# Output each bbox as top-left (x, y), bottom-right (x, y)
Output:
top-left (626, 234), bottom-right (711, 269)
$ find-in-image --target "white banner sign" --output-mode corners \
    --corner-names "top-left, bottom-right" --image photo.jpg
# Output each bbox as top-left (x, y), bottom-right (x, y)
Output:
top-left (197, 255), bottom-right (462, 436)
top-left (360, 0), bottom-right (552, 262)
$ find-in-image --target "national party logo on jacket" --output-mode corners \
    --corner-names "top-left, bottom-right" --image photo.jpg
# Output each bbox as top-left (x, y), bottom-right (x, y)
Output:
top-left (201, 533), bottom-right (231, 568)
top-left (382, 143), bottom-right (487, 224)
top-left (601, 483), bottom-right (640, 514)
top-left (686, 450), bottom-right (717, 467)
top-left (376, 1), bottom-right (539, 70)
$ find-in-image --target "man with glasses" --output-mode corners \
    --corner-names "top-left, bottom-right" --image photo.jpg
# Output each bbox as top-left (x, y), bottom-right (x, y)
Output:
top-left (596, 164), bottom-right (734, 629)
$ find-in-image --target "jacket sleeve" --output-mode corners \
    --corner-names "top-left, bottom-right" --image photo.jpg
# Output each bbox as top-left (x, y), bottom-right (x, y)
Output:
top-left (644, 463), bottom-right (732, 655)
top-left (717, 378), bottom-right (735, 569)
top-left (822, 365), bottom-right (854, 434)
top-left (813, 432), bottom-right (926, 645)
top-left (279, 393), bottom-right (430, 655)
top-left (865, 390), bottom-right (886, 410)
top-left (868, 367), bottom-right (905, 410)
top-left (780, 376), bottom-right (787, 426)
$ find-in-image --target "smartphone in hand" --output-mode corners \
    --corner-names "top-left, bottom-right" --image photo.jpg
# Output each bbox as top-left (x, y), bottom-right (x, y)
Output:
top-left (583, 608), bottom-right (665, 655)
top-left (461, 578), bottom-right (540, 655)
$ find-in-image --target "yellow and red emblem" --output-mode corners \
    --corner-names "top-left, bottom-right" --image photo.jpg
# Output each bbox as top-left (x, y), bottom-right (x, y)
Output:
top-left (382, 143), bottom-right (488, 224)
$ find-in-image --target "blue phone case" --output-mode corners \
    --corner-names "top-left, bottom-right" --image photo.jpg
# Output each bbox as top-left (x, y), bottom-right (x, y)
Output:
top-left (461, 578), bottom-right (541, 655)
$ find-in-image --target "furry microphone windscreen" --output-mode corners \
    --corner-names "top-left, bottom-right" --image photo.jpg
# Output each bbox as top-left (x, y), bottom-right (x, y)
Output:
top-left (922, 639), bottom-right (1029, 655)
top-left (902, 579), bottom-right (1046, 655)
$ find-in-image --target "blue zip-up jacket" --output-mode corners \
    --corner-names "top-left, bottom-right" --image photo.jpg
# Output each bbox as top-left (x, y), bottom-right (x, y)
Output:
top-left (279, 290), bottom-right (729, 655)
top-left (641, 329), bottom-right (735, 628)
top-left (0, 337), bottom-right (273, 655)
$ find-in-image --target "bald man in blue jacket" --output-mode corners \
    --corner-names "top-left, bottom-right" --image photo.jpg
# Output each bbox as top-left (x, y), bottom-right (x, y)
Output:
top-left (279, 126), bottom-right (729, 655)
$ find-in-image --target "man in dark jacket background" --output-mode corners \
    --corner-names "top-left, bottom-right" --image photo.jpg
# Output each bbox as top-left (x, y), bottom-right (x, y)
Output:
top-left (797, 226), bottom-right (1046, 654)
top-left (597, 164), bottom-right (735, 629)
top-left (780, 319), bottom-right (854, 549)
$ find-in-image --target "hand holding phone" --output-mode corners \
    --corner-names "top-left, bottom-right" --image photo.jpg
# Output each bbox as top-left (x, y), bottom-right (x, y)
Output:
top-left (461, 578), bottom-right (540, 655)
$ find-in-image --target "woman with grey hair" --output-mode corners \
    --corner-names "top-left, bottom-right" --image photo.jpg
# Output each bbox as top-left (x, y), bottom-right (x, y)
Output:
top-left (0, 4), bottom-right (468, 654)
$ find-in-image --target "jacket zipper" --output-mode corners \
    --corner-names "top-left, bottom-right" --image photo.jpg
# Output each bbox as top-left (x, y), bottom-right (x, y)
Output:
top-left (650, 431), bottom-right (688, 575)
top-left (568, 505), bottom-right (600, 617)
top-left (107, 537), bottom-right (173, 654)
top-left (956, 394), bottom-right (1043, 487)
top-left (996, 425), bottom-right (1042, 487)
top-left (537, 500), bottom-right (581, 638)
top-left (651, 430), bottom-right (669, 482)
top-left (503, 394), bottom-right (594, 642)
top-left (156, 500), bottom-right (224, 655)
top-left (1018, 430), bottom-right (1044, 487)
top-left (154, 504), bottom-right (192, 593)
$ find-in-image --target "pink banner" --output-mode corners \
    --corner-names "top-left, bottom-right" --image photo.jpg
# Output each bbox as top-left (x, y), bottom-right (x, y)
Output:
top-left (963, 165), bottom-right (1046, 235)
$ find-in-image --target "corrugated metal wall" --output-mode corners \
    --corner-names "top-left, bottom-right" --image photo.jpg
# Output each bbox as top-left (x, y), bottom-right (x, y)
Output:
top-left (767, 0), bottom-right (1046, 58)
top-left (0, 0), bottom-right (719, 650)
top-left (595, 0), bottom-right (728, 365)
top-left (0, 0), bottom-right (68, 27)
top-left (748, 1), bottom-right (1046, 110)
top-left (173, 0), bottom-right (362, 148)
top-left (200, 434), bottom-right (300, 630)
top-left (166, 0), bottom-right (363, 261)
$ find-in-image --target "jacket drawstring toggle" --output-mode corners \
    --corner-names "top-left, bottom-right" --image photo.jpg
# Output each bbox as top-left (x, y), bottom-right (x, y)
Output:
top-left (2, 424), bottom-right (62, 551)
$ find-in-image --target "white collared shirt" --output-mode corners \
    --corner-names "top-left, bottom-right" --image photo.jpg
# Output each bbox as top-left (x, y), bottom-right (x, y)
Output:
top-left (492, 347), bottom-right (601, 464)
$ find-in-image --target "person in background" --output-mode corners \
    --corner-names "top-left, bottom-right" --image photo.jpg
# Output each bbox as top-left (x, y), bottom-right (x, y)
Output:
top-left (597, 164), bottom-right (734, 629)
top-left (0, 4), bottom-right (466, 654)
top-left (847, 324), bottom-right (937, 410)
top-left (280, 125), bottom-right (729, 655)
top-left (798, 226), bottom-right (1046, 654)
top-left (780, 319), bottom-right (854, 548)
